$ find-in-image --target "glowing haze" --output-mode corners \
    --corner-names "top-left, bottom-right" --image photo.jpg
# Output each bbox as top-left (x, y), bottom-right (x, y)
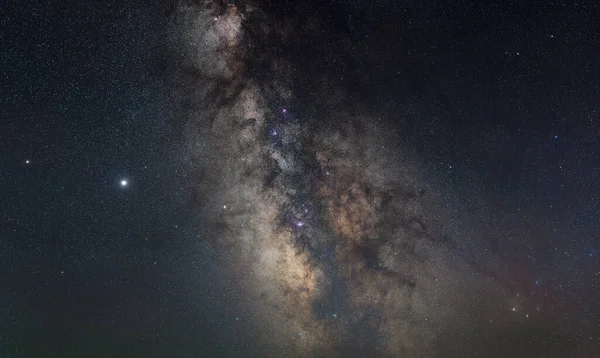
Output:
top-left (166, 1), bottom-right (536, 356)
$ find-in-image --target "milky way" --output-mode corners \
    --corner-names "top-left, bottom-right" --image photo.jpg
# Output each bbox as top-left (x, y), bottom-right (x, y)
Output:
top-left (165, 1), bottom-right (538, 356)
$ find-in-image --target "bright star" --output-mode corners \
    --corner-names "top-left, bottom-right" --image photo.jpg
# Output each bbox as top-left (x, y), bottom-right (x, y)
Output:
top-left (25, 160), bottom-right (30, 164)
top-left (120, 179), bottom-right (128, 187)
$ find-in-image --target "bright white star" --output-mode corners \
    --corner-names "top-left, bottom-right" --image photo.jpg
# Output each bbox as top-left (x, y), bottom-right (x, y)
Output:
top-left (120, 179), bottom-right (128, 187)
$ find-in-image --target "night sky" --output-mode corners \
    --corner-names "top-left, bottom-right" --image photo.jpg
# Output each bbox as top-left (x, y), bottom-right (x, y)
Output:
top-left (2, 1), bottom-right (600, 357)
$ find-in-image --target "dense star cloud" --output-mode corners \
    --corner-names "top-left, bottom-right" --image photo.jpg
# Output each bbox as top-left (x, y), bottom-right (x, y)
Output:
top-left (166, 2), bottom-right (438, 355)
top-left (4, 0), bottom-right (599, 356)
top-left (164, 1), bottom-right (593, 356)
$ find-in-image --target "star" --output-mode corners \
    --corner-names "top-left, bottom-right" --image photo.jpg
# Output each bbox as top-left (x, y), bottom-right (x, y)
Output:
top-left (120, 179), bottom-right (128, 187)
top-left (25, 159), bottom-right (30, 164)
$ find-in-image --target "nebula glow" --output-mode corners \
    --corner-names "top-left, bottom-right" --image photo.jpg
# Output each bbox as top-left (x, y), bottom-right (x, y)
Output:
top-left (166, 1), bottom-right (532, 356)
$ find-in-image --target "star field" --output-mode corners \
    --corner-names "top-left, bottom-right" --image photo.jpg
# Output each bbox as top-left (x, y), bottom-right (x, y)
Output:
top-left (2, 0), bottom-right (600, 357)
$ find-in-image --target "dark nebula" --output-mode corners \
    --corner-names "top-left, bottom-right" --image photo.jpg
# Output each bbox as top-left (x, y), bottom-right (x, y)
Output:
top-left (162, 1), bottom-right (600, 356)
top-left (5, 0), bottom-right (597, 356)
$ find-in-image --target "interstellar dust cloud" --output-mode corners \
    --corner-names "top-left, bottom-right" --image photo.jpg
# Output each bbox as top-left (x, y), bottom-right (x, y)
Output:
top-left (165, 1), bottom-right (521, 356)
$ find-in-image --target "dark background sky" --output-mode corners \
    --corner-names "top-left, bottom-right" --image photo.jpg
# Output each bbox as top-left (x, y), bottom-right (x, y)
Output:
top-left (2, 0), bottom-right (599, 357)
top-left (1, 1), bottom-right (248, 356)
